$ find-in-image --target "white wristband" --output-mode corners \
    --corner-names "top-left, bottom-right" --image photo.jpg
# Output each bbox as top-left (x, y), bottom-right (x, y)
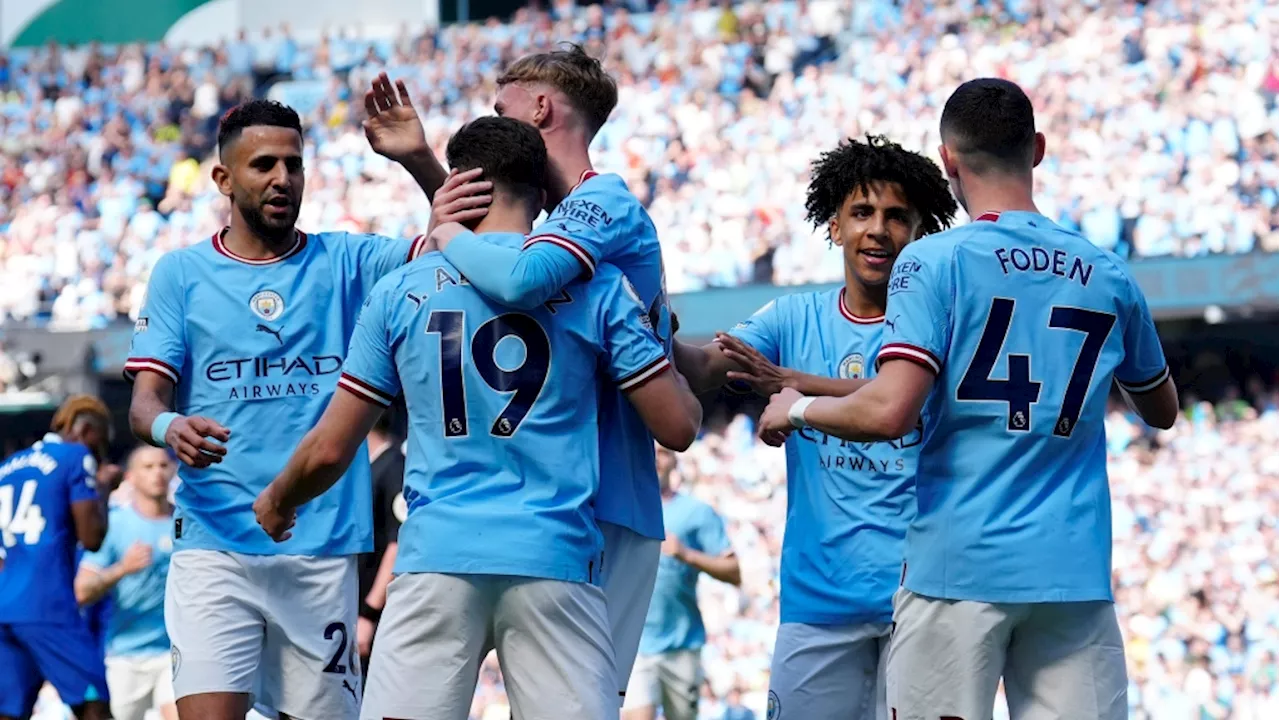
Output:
top-left (787, 397), bottom-right (816, 429)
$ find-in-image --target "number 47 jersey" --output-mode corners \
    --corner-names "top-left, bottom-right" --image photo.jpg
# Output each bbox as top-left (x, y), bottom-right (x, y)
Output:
top-left (338, 235), bottom-right (670, 585)
top-left (878, 211), bottom-right (1169, 605)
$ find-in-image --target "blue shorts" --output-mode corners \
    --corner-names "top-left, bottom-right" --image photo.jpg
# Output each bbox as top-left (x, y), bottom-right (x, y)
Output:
top-left (0, 622), bottom-right (109, 716)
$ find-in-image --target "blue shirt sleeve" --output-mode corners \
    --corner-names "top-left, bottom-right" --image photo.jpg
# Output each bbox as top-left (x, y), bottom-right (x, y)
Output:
top-left (694, 504), bottom-right (731, 557)
top-left (876, 242), bottom-right (952, 375)
top-left (337, 290), bottom-right (401, 407)
top-left (65, 446), bottom-right (100, 506)
top-left (439, 230), bottom-right (584, 310)
top-left (1114, 269), bottom-right (1171, 394)
top-left (727, 297), bottom-right (785, 365)
top-left (532, 182), bottom-right (630, 278)
top-left (125, 252), bottom-right (186, 385)
top-left (597, 272), bottom-right (670, 393)
top-left (80, 512), bottom-right (118, 570)
top-left (351, 233), bottom-right (420, 285)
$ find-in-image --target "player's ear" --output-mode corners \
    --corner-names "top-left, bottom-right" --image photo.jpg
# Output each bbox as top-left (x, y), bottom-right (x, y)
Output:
top-left (938, 144), bottom-right (958, 179)
top-left (1031, 132), bottom-right (1046, 169)
top-left (533, 91), bottom-right (552, 129)
top-left (828, 217), bottom-right (842, 247)
top-left (211, 163), bottom-right (233, 198)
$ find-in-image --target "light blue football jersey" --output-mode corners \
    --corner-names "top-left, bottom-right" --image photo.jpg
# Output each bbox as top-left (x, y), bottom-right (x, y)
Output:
top-left (639, 492), bottom-right (730, 655)
top-left (878, 211), bottom-right (1170, 603)
top-left (125, 229), bottom-right (424, 556)
top-left (339, 233), bottom-right (670, 583)
top-left (0, 434), bottom-right (100, 625)
top-left (731, 289), bottom-right (917, 625)
top-left (80, 504), bottom-right (173, 657)
top-left (443, 171), bottom-right (673, 540)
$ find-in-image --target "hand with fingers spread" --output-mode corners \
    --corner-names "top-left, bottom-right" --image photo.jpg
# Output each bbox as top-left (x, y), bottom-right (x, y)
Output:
top-left (363, 72), bottom-right (429, 164)
top-left (426, 167), bottom-right (493, 242)
top-left (164, 415), bottom-right (231, 469)
top-left (253, 486), bottom-right (297, 543)
top-left (716, 332), bottom-right (795, 396)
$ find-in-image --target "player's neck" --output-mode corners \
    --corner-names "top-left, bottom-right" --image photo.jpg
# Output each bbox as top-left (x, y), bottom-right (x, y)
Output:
top-left (960, 176), bottom-right (1040, 219)
top-left (545, 141), bottom-right (593, 207)
top-left (474, 202), bottom-right (536, 236)
top-left (222, 217), bottom-right (297, 260)
top-left (844, 276), bottom-right (887, 320)
top-left (132, 494), bottom-right (172, 520)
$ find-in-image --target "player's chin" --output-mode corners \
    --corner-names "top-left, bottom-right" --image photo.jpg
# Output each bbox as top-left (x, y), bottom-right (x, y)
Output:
top-left (852, 261), bottom-right (893, 288)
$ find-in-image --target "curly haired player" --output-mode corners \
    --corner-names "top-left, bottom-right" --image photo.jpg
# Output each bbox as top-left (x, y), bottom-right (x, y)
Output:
top-left (669, 135), bottom-right (956, 720)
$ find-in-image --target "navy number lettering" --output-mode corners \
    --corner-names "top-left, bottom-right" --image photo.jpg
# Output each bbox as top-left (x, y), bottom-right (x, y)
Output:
top-left (958, 298), bottom-right (1115, 437)
top-left (323, 621), bottom-right (348, 674)
top-left (426, 310), bottom-right (468, 437)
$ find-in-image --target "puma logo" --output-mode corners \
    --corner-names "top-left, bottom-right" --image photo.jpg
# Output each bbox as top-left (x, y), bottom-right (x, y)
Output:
top-left (884, 315), bottom-right (899, 332)
top-left (342, 679), bottom-right (357, 701)
top-left (256, 324), bottom-right (283, 345)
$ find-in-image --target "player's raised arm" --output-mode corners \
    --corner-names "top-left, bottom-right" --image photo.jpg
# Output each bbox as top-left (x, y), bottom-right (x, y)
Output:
top-left (125, 254), bottom-right (230, 468)
top-left (254, 290), bottom-right (400, 540)
top-left (363, 72), bottom-right (449, 201)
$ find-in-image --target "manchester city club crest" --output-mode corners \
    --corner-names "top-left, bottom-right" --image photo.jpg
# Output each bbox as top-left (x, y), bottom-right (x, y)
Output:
top-left (767, 690), bottom-right (781, 720)
top-left (838, 352), bottom-right (866, 379)
top-left (171, 646), bottom-right (182, 678)
top-left (250, 290), bottom-right (285, 321)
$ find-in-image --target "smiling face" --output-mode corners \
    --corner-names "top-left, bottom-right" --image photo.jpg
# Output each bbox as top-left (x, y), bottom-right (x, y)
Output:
top-left (828, 181), bottom-right (922, 289)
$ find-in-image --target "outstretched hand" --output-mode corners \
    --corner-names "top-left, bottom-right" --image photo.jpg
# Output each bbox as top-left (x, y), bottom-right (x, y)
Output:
top-left (363, 73), bottom-right (429, 164)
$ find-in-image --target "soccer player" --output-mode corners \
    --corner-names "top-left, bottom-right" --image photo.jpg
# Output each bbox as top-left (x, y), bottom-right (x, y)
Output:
top-left (758, 78), bottom-right (1180, 720)
top-left (251, 116), bottom-right (702, 720)
top-left (394, 44), bottom-right (676, 703)
top-left (623, 448), bottom-right (739, 720)
top-left (76, 446), bottom-right (179, 720)
top-left (123, 98), bottom-right (445, 720)
top-left (0, 395), bottom-right (118, 720)
top-left (673, 136), bottom-right (957, 719)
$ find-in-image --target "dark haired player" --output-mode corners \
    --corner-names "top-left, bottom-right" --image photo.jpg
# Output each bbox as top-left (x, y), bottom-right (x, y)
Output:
top-left (673, 136), bottom-right (956, 719)
top-left (253, 116), bottom-right (702, 720)
top-left (0, 395), bottom-right (118, 720)
top-left (759, 79), bottom-right (1179, 720)
top-left (123, 98), bottom-right (447, 720)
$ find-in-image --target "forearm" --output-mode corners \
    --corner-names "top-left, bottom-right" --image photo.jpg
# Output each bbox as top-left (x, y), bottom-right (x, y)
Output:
top-left (673, 341), bottom-right (730, 395)
top-left (798, 388), bottom-right (913, 442)
top-left (366, 541), bottom-right (398, 611)
top-left (401, 148), bottom-right (449, 201)
top-left (75, 565), bottom-right (127, 606)
top-left (128, 389), bottom-right (173, 447)
top-left (674, 370), bottom-right (705, 431)
top-left (680, 550), bottom-right (741, 586)
top-left (787, 375), bottom-right (869, 398)
top-left (438, 229), bottom-right (581, 309)
top-left (270, 432), bottom-right (356, 510)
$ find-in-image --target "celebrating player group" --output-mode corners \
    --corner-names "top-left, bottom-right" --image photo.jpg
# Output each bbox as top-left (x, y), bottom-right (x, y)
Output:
top-left (0, 40), bottom-right (1180, 720)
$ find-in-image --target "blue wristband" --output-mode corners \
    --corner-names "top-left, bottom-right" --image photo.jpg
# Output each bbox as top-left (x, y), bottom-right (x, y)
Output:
top-left (151, 412), bottom-right (180, 448)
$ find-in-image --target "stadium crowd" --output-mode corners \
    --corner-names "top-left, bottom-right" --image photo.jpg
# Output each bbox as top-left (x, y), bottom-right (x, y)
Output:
top-left (0, 0), bottom-right (1277, 329)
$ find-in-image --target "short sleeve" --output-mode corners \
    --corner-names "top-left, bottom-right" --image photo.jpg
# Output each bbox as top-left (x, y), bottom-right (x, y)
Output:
top-left (598, 273), bottom-right (670, 392)
top-left (353, 233), bottom-right (422, 285)
top-left (727, 298), bottom-right (785, 365)
top-left (124, 252), bottom-right (187, 385)
top-left (80, 515), bottom-right (118, 571)
top-left (694, 504), bottom-right (731, 557)
top-left (527, 181), bottom-right (630, 280)
top-left (338, 290), bottom-right (402, 407)
top-left (1115, 272), bottom-right (1171, 394)
top-left (876, 243), bottom-right (952, 375)
top-left (65, 447), bottom-right (100, 506)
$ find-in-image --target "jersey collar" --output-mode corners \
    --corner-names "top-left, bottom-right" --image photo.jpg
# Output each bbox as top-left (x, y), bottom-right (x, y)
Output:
top-left (212, 228), bottom-right (308, 265)
top-left (973, 211), bottom-right (1002, 223)
top-left (570, 169), bottom-right (599, 194)
top-left (838, 289), bottom-right (884, 325)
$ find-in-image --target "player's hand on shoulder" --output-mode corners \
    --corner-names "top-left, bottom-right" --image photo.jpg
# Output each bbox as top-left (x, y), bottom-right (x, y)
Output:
top-left (427, 168), bottom-right (492, 238)
top-left (121, 541), bottom-right (153, 575)
top-left (758, 388), bottom-right (803, 446)
top-left (363, 73), bottom-right (429, 163)
top-left (166, 415), bottom-right (231, 469)
top-left (716, 332), bottom-right (793, 396)
top-left (252, 487), bottom-right (296, 543)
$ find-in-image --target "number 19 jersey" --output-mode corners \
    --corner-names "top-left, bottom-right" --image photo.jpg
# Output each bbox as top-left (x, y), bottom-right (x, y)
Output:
top-left (339, 234), bottom-right (670, 584)
top-left (878, 211), bottom-right (1169, 604)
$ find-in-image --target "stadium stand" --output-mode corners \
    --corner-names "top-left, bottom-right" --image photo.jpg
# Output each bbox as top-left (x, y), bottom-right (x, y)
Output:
top-left (4, 1), bottom-right (1278, 718)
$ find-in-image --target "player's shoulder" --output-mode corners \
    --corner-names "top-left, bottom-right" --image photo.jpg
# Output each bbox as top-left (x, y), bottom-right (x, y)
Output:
top-left (672, 490), bottom-right (718, 520)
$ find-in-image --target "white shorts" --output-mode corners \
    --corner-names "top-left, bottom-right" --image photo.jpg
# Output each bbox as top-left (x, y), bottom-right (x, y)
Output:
top-left (887, 589), bottom-right (1128, 720)
top-left (165, 549), bottom-right (361, 720)
top-left (767, 621), bottom-right (891, 720)
top-left (599, 521), bottom-right (661, 704)
top-left (623, 649), bottom-right (703, 720)
top-left (105, 653), bottom-right (175, 720)
top-left (361, 572), bottom-right (617, 720)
